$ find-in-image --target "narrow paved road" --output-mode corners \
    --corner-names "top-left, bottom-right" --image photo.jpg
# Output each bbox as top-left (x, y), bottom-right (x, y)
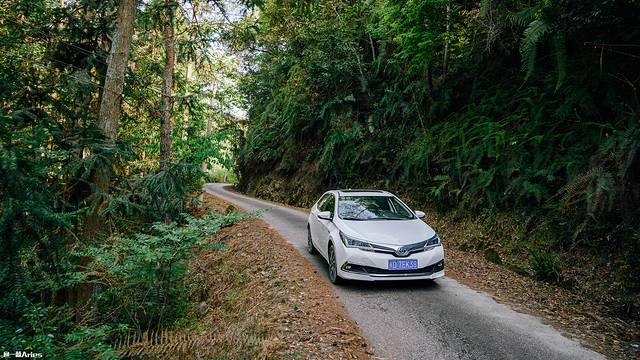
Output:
top-left (205, 183), bottom-right (603, 360)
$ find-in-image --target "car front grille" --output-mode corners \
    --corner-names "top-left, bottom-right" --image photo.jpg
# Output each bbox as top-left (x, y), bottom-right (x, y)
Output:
top-left (369, 238), bottom-right (433, 257)
top-left (342, 260), bottom-right (444, 277)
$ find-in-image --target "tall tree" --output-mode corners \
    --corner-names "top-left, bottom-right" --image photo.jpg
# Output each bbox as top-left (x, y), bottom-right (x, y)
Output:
top-left (85, 0), bottom-right (138, 239)
top-left (98, 0), bottom-right (138, 140)
top-left (160, 0), bottom-right (176, 170)
top-left (80, 0), bottom-right (138, 313)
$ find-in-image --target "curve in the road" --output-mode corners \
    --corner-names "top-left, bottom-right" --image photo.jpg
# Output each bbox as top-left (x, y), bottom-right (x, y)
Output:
top-left (205, 183), bottom-right (603, 360)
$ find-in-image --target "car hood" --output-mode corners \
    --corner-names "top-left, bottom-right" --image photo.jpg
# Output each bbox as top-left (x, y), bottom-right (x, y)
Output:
top-left (339, 218), bottom-right (436, 245)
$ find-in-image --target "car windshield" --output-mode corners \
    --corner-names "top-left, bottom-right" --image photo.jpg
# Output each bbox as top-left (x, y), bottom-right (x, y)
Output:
top-left (338, 196), bottom-right (415, 220)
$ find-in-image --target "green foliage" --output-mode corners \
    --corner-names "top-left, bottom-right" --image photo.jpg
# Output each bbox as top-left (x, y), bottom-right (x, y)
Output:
top-left (558, 121), bottom-right (639, 224)
top-left (84, 210), bottom-right (242, 332)
top-left (236, 0), bottom-right (640, 233)
top-left (0, 210), bottom-right (241, 358)
top-left (1, 0), bottom-right (245, 357)
top-left (134, 163), bottom-right (204, 221)
top-left (371, 0), bottom-right (449, 72)
top-left (510, 2), bottom-right (568, 89)
top-left (528, 249), bottom-right (562, 283)
top-left (206, 165), bottom-right (238, 184)
top-left (399, 84), bottom-right (593, 210)
top-left (318, 122), bottom-right (364, 181)
top-left (234, 0), bottom-right (640, 317)
top-left (520, 19), bottom-right (549, 79)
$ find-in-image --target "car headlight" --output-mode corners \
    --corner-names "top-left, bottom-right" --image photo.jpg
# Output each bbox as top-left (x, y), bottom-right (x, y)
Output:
top-left (424, 234), bottom-right (441, 250)
top-left (340, 231), bottom-right (374, 251)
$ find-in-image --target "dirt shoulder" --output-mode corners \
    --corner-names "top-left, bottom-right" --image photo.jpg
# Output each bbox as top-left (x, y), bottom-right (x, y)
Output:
top-left (184, 193), bottom-right (371, 359)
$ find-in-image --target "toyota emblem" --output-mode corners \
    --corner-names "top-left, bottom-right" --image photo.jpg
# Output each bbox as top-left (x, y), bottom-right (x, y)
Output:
top-left (396, 247), bottom-right (409, 256)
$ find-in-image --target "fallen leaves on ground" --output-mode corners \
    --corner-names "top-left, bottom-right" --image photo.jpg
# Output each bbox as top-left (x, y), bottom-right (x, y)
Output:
top-left (181, 193), bottom-right (371, 359)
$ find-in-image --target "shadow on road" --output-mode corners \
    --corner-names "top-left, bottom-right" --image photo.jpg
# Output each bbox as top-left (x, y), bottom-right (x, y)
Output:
top-left (339, 278), bottom-right (441, 292)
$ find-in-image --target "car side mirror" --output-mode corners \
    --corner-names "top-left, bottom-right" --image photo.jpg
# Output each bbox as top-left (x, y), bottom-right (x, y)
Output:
top-left (415, 210), bottom-right (426, 219)
top-left (317, 211), bottom-right (333, 221)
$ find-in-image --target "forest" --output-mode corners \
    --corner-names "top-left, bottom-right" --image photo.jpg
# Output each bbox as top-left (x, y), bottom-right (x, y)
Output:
top-left (1, 0), bottom-right (639, 358)
top-left (234, 0), bottom-right (640, 320)
top-left (0, 0), bottom-right (244, 357)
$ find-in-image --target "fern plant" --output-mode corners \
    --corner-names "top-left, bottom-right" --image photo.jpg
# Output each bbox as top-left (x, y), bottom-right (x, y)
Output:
top-left (510, 3), bottom-right (567, 90)
top-left (557, 118), bottom-right (640, 242)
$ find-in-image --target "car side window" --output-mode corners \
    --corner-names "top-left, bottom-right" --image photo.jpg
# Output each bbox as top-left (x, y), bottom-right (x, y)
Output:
top-left (316, 194), bottom-right (330, 211)
top-left (321, 194), bottom-right (336, 214)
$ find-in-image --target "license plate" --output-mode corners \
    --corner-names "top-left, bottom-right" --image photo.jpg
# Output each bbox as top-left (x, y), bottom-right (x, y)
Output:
top-left (388, 259), bottom-right (418, 270)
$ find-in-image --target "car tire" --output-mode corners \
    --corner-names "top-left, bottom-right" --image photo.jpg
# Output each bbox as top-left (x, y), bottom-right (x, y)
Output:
top-left (306, 226), bottom-right (317, 254)
top-left (327, 243), bottom-right (342, 284)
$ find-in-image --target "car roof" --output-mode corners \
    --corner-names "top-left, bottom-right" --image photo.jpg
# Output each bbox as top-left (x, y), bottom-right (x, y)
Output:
top-left (335, 189), bottom-right (393, 197)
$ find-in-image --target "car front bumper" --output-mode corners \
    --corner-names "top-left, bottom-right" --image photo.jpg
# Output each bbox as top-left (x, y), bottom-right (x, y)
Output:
top-left (336, 245), bottom-right (445, 281)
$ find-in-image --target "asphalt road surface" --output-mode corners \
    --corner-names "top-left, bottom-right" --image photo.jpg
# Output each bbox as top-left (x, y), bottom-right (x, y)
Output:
top-left (205, 183), bottom-right (604, 360)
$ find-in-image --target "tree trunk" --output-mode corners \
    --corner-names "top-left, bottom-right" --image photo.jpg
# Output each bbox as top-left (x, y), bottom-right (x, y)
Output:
top-left (442, 1), bottom-right (451, 80)
top-left (86, 0), bottom-right (137, 241)
top-left (79, 0), bottom-right (137, 320)
top-left (88, 0), bottom-right (137, 239)
top-left (160, 0), bottom-right (176, 171)
top-left (183, 61), bottom-right (194, 140)
top-left (201, 97), bottom-right (214, 172)
top-left (98, 0), bottom-right (137, 141)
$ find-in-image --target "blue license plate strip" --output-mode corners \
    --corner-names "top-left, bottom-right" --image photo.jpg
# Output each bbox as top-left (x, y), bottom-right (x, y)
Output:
top-left (388, 259), bottom-right (418, 270)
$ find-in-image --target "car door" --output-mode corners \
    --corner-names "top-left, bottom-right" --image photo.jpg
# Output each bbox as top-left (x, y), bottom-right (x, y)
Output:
top-left (309, 194), bottom-right (330, 256)
top-left (315, 193), bottom-right (336, 258)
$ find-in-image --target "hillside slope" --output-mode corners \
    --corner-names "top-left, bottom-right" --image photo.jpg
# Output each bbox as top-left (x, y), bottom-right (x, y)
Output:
top-left (233, 0), bottom-right (640, 322)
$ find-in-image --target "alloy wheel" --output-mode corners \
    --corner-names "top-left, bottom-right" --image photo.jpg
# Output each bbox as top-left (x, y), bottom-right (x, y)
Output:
top-left (328, 245), bottom-right (340, 284)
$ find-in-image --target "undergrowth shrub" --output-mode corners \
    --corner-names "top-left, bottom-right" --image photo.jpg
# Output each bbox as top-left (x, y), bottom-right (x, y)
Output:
top-left (557, 119), bottom-right (640, 243)
top-left (0, 210), bottom-right (242, 358)
top-left (84, 210), bottom-right (242, 332)
top-left (134, 162), bottom-right (205, 221)
top-left (528, 249), bottom-right (562, 283)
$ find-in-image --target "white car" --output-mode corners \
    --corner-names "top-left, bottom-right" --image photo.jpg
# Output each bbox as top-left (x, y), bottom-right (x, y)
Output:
top-left (307, 189), bottom-right (445, 283)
